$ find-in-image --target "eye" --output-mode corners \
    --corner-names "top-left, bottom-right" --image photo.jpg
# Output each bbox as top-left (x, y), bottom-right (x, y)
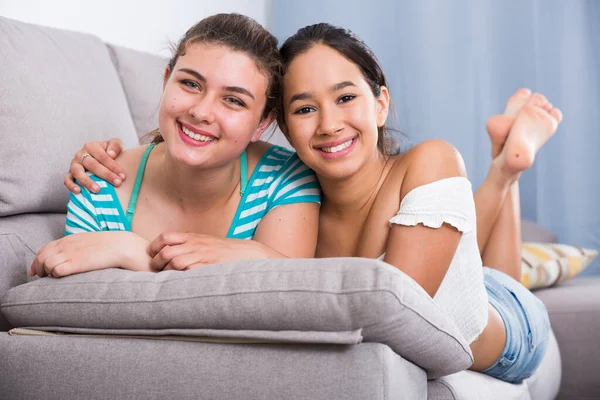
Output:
top-left (337, 94), bottom-right (356, 104)
top-left (293, 106), bottom-right (316, 115)
top-left (225, 97), bottom-right (247, 108)
top-left (181, 80), bottom-right (200, 90)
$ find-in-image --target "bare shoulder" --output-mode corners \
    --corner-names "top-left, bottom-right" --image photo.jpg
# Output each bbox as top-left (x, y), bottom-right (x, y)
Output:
top-left (393, 139), bottom-right (467, 200)
top-left (245, 140), bottom-right (279, 171)
top-left (114, 144), bottom-right (153, 178)
top-left (247, 140), bottom-right (275, 158)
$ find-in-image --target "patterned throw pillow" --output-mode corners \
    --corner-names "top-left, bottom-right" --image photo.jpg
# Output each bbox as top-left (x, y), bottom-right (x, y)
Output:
top-left (521, 243), bottom-right (598, 290)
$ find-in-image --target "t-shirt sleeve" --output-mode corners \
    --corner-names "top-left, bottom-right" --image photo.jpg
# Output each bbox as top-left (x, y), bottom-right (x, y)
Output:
top-left (268, 154), bottom-right (321, 209)
top-left (64, 175), bottom-right (120, 235)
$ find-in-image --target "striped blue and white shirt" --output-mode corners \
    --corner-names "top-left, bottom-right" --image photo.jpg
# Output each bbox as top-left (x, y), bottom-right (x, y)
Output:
top-left (65, 145), bottom-right (321, 239)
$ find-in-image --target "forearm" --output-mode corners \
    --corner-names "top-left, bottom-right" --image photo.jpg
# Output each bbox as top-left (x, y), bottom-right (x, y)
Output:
top-left (234, 239), bottom-right (289, 260)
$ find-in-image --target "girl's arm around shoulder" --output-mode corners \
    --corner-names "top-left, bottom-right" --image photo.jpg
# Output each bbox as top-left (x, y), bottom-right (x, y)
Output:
top-left (252, 151), bottom-right (320, 259)
top-left (384, 139), bottom-right (468, 297)
top-left (252, 201), bottom-right (320, 258)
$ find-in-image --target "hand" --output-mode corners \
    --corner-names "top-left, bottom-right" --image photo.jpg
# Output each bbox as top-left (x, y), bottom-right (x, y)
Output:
top-left (65, 138), bottom-right (126, 194)
top-left (29, 232), bottom-right (151, 278)
top-left (148, 232), bottom-right (261, 271)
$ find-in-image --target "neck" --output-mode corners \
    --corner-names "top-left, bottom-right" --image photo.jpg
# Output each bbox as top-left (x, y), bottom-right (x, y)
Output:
top-left (150, 144), bottom-right (242, 210)
top-left (318, 153), bottom-right (389, 218)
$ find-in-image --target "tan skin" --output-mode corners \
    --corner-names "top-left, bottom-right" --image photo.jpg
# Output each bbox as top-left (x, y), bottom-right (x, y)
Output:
top-left (64, 45), bottom-right (561, 371)
top-left (30, 42), bottom-right (319, 278)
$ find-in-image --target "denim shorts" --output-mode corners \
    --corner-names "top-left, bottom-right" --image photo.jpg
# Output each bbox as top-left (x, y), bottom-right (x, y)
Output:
top-left (481, 267), bottom-right (551, 383)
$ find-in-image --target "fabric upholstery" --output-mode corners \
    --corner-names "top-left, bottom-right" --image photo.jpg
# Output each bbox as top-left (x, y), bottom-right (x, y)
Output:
top-left (0, 333), bottom-right (426, 400)
top-left (0, 17), bottom-right (139, 216)
top-left (107, 44), bottom-right (166, 141)
top-left (2, 257), bottom-right (473, 378)
top-left (521, 221), bottom-right (558, 243)
top-left (535, 277), bottom-right (600, 399)
top-left (0, 213), bottom-right (65, 330)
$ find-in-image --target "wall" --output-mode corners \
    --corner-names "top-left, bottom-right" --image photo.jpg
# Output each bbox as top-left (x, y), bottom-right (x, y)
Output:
top-left (0, 0), bottom-right (271, 55)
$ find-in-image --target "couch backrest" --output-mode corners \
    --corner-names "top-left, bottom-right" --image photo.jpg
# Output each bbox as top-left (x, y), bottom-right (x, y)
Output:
top-left (0, 17), bottom-right (140, 217)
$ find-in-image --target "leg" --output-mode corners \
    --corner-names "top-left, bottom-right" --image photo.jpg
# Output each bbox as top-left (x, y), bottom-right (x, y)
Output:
top-left (476, 90), bottom-right (562, 280)
top-left (475, 89), bottom-right (530, 260)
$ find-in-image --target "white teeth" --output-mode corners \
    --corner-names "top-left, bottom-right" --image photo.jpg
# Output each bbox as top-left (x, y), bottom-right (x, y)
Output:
top-left (321, 139), bottom-right (354, 153)
top-left (181, 125), bottom-right (214, 142)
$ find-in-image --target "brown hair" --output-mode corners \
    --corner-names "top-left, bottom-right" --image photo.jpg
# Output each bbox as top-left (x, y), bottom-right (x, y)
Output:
top-left (147, 13), bottom-right (282, 143)
top-left (278, 23), bottom-right (400, 155)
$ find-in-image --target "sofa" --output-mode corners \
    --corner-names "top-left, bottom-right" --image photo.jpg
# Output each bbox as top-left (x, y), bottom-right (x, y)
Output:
top-left (1, 16), bottom-right (598, 400)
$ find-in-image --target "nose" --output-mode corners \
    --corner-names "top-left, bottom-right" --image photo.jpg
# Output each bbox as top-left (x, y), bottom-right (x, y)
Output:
top-left (317, 105), bottom-right (343, 136)
top-left (188, 94), bottom-right (217, 124)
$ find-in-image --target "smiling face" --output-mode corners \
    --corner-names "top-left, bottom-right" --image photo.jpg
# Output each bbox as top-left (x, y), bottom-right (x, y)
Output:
top-left (282, 44), bottom-right (389, 180)
top-left (158, 42), bottom-right (272, 168)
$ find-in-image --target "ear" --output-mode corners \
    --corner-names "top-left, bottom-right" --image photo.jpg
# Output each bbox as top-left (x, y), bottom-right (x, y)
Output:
top-left (251, 111), bottom-right (277, 142)
top-left (376, 86), bottom-right (390, 128)
top-left (162, 67), bottom-right (171, 91)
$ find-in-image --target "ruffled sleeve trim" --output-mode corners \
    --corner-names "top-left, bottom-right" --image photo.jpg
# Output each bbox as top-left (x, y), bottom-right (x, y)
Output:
top-left (388, 212), bottom-right (472, 233)
top-left (388, 177), bottom-right (475, 234)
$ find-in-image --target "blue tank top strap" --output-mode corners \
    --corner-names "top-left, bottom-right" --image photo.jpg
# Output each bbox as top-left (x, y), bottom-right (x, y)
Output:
top-left (239, 150), bottom-right (248, 197)
top-left (125, 143), bottom-right (157, 224)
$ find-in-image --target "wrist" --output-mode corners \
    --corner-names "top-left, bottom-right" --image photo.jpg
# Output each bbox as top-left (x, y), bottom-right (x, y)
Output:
top-left (119, 232), bottom-right (152, 271)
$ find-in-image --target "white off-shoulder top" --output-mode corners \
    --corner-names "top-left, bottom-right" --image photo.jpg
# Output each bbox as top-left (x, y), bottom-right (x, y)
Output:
top-left (380, 177), bottom-right (488, 343)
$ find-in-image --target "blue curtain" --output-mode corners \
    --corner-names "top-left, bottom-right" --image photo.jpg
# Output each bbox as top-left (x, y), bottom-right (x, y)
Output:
top-left (271, 0), bottom-right (600, 275)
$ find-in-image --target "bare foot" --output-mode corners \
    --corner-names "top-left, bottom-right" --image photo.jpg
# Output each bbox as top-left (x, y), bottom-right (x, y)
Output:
top-left (497, 93), bottom-right (563, 174)
top-left (486, 88), bottom-right (532, 158)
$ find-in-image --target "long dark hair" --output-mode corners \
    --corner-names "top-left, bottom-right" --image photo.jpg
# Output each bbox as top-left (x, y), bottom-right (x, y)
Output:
top-left (278, 23), bottom-right (400, 155)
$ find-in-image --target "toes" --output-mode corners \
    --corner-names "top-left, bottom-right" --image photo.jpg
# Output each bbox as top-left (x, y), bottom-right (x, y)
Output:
top-left (528, 93), bottom-right (549, 107)
top-left (515, 88), bottom-right (532, 97)
top-left (549, 107), bottom-right (563, 123)
top-left (504, 88), bottom-right (532, 116)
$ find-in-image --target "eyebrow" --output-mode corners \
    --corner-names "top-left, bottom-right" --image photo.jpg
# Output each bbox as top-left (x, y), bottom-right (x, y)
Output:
top-left (288, 80), bottom-right (357, 106)
top-left (178, 68), bottom-right (255, 100)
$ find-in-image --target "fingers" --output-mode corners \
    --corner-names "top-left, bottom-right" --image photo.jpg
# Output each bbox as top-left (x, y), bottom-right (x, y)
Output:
top-left (43, 254), bottom-right (70, 277)
top-left (105, 138), bottom-right (125, 160)
top-left (30, 241), bottom-right (61, 278)
top-left (163, 252), bottom-right (206, 271)
top-left (69, 158), bottom-right (100, 193)
top-left (85, 140), bottom-right (127, 183)
top-left (64, 172), bottom-right (81, 194)
top-left (149, 232), bottom-right (188, 257)
top-left (81, 154), bottom-right (122, 188)
top-left (150, 243), bottom-right (198, 271)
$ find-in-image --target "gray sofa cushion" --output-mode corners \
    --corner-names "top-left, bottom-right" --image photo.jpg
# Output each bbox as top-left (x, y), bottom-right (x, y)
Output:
top-left (0, 234), bottom-right (29, 331)
top-left (0, 17), bottom-right (139, 216)
top-left (0, 333), bottom-right (426, 400)
top-left (107, 45), bottom-right (166, 142)
top-left (521, 220), bottom-right (558, 243)
top-left (0, 213), bottom-right (66, 331)
top-left (1, 257), bottom-right (473, 378)
top-left (535, 277), bottom-right (600, 399)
